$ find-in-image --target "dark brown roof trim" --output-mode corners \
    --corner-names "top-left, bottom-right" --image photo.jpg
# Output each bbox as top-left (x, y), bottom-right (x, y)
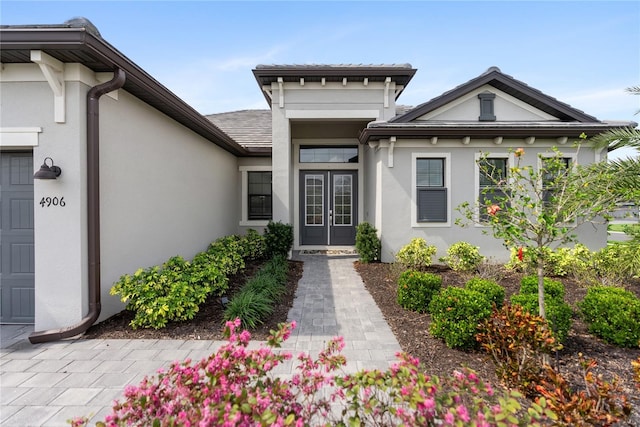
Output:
top-left (252, 64), bottom-right (417, 106)
top-left (390, 67), bottom-right (599, 124)
top-left (359, 122), bottom-right (636, 143)
top-left (0, 27), bottom-right (249, 157)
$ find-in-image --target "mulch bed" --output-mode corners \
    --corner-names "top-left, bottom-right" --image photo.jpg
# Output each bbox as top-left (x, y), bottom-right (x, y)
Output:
top-left (83, 260), bottom-right (303, 341)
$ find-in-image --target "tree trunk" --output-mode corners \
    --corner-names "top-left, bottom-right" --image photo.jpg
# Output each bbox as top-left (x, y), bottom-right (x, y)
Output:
top-left (537, 252), bottom-right (546, 319)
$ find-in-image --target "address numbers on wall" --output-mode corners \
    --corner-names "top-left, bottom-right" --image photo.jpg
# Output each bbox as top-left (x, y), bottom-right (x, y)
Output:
top-left (39, 196), bottom-right (66, 207)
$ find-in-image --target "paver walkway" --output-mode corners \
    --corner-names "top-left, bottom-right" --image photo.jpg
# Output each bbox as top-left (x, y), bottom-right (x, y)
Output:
top-left (0, 254), bottom-right (401, 426)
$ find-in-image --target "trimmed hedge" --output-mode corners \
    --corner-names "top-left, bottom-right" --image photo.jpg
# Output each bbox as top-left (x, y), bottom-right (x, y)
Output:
top-left (429, 287), bottom-right (493, 349)
top-left (464, 278), bottom-right (505, 309)
top-left (397, 270), bottom-right (442, 313)
top-left (579, 285), bottom-right (640, 347)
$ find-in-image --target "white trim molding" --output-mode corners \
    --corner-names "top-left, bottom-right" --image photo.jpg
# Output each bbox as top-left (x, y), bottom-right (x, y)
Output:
top-left (31, 50), bottom-right (66, 123)
top-left (411, 152), bottom-right (451, 228)
top-left (0, 127), bottom-right (42, 148)
top-left (239, 165), bottom-right (272, 227)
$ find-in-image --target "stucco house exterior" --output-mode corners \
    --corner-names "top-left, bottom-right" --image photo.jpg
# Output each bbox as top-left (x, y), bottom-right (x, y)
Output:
top-left (0, 19), bottom-right (634, 341)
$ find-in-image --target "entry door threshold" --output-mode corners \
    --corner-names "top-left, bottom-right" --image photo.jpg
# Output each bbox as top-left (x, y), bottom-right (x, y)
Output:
top-left (297, 250), bottom-right (357, 256)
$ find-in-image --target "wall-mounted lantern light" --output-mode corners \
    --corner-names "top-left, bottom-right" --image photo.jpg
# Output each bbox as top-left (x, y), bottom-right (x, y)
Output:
top-left (34, 157), bottom-right (62, 180)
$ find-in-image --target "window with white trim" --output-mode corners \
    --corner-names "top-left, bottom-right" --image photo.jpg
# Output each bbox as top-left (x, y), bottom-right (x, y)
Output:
top-left (248, 171), bottom-right (272, 220)
top-left (541, 157), bottom-right (572, 206)
top-left (415, 157), bottom-right (448, 223)
top-left (478, 157), bottom-right (509, 222)
top-left (239, 166), bottom-right (272, 225)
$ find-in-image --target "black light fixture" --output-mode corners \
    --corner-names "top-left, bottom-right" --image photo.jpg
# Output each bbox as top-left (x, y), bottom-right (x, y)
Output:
top-left (34, 157), bottom-right (62, 180)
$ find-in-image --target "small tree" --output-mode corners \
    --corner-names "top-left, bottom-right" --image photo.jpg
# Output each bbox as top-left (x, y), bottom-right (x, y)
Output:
top-left (457, 138), bottom-right (622, 319)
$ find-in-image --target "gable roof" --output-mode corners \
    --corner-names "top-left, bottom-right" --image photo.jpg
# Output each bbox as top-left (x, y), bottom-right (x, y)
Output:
top-left (252, 64), bottom-right (417, 106)
top-left (390, 66), bottom-right (598, 123)
top-left (360, 67), bottom-right (636, 143)
top-left (0, 19), bottom-right (252, 157)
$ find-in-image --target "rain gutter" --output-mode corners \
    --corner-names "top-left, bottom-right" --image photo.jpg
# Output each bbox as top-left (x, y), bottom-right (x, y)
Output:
top-left (29, 69), bottom-right (126, 343)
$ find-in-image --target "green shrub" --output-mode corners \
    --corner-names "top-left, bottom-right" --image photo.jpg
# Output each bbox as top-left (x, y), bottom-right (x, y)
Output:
top-left (465, 278), bottom-right (505, 308)
top-left (396, 238), bottom-right (437, 270)
top-left (429, 287), bottom-right (493, 349)
top-left (207, 235), bottom-right (245, 276)
top-left (110, 233), bottom-right (258, 329)
top-left (477, 304), bottom-right (561, 396)
top-left (593, 243), bottom-right (640, 280)
top-left (579, 285), bottom-right (640, 347)
top-left (510, 293), bottom-right (573, 343)
top-left (264, 221), bottom-right (294, 258)
top-left (355, 222), bottom-right (381, 263)
top-left (397, 270), bottom-right (442, 313)
top-left (111, 256), bottom-right (211, 329)
top-left (506, 245), bottom-right (594, 278)
top-left (238, 229), bottom-right (266, 261)
top-left (223, 289), bottom-right (274, 330)
top-left (440, 241), bottom-right (484, 272)
top-left (519, 275), bottom-right (565, 301)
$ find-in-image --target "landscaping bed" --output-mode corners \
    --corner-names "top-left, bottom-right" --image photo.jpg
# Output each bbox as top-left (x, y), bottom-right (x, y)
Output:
top-left (84, 259), bottom-right (303, 341)
top-left (85, 257), bottom-right (640, 418)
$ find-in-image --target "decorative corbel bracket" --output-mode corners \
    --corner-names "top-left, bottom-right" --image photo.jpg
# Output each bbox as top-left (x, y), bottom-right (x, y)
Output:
top-left (277, 77), bottom-right (284, 108)
top-left (388, 136), bottom-right (396, 167)
top-left (557, 136), bottom-right (568, 145)
top-left (31, 50), bottom-right (65, 123)
top-left (383, 77), bottom-right (391, 108)
top-left (525, 136), bottom-right (536, 145)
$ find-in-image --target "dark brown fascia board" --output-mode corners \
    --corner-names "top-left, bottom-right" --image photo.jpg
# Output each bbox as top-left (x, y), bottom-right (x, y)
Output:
top-left (391, 70), bottom-right (599, 124)
top-left (252, 66), bottom-right (417, 106)
top-left (0, 28), bottom-right (249, 157)
top-left (359, 124), bottom-right (632, 143)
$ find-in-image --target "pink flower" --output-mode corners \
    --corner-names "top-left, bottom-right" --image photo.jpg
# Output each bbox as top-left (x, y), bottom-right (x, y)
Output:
top-left (515, 147), bottom-right (525, 157)
top-left (456, 405), bottom-right (470, 422)
top-left (487, 204), bottom-right (501, 216)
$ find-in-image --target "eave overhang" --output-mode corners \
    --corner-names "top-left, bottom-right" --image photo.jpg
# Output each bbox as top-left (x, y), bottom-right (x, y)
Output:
top-left (252, 65), bottom-right (417, 106)
top-left (359, 122), bottom-right (638, 144)
top-left (0, 27), bottom-right (251, 157)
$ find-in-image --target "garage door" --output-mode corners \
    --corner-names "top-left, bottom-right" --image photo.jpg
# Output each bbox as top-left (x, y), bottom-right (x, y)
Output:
top-left (0, 152), bottom-right (35, 324)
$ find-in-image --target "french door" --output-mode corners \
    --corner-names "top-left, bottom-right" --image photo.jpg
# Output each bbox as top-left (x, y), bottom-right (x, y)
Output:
top-left (299, 170), bottom-right (357, 245)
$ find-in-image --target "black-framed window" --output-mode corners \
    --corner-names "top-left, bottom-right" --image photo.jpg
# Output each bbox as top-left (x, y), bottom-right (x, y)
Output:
top-left (248, 171), bottom-right (272, 220)
top-left (299, 146), bottom-right (358, 163)
top-left (416, 158), bottom-right (447, 222)
top-left (542, 157), bottom-right (572, 205)
top-left (479, 157), bottom-right (508, 222)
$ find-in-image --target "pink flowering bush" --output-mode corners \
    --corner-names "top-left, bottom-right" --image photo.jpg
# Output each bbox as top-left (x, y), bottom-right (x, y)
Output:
top-left (336, 353), bottom-right (550, 426)
top-left (73, 320), bottom-right (553, 426)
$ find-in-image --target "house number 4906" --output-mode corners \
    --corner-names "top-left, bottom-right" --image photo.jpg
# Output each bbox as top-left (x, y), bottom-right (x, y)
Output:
top-left (39, 197), bottom-right (66, 207)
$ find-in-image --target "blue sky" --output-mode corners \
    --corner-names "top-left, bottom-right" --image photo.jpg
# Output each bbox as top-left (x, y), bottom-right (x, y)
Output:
top-left (3, 1), bottom-right (639, 159)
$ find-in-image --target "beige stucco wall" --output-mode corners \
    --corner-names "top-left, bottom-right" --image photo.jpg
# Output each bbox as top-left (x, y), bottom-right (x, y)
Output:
top-left (269, 81), bottom-right (395, 248)
top-left (1, 72), bottom-right (89, 330)
top-left (376, 139), bottom-right (607, 263)
top-left (98, 87), bottom-right (239, 322)
top-left (416, 86), bottom-right (558, 122)
top-left (1, 63), bottom-right (240, 329)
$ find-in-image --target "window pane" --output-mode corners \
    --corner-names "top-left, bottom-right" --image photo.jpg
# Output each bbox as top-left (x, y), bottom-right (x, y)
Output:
top-left (479, 158), bottom-right (507, 187)
top-left (416, 158), bottom-right (444, 187)
top-left (248, 172), bottom-right (272, 220)
top-left (300, 146), bottom-right (358, 163)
